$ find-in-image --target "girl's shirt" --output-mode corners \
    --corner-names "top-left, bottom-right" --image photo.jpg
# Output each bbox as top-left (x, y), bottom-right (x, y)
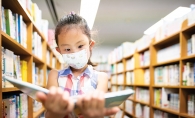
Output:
top-left (57, 65), bottom-right (98, 118)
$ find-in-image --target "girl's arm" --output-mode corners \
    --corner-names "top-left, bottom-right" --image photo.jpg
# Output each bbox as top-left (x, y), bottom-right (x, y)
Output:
top-left (96, 72), bottom-right (108, 92)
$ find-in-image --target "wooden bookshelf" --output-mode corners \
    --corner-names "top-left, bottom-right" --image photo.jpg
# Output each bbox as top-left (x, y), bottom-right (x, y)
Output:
top-left (0, 0), bottom-right (62, 117)
top-left (110, 19), bottom-right (195, 118)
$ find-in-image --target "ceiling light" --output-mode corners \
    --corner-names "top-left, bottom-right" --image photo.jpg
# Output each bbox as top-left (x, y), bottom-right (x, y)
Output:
top-left (80, 0), bottom-right (100, 30)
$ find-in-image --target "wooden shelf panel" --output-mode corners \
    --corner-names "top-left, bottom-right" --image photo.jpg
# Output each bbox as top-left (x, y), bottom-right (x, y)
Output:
top-left (134, 100), bottom-right (150, 106)
top-left (124, 110), bottom-right (134, 117)
top-left (180, 113), bottom-right (195, 118)
top-left (134, 84), bottom-right (150, 87)
top-left (1, 31), bottom-right (31, 55)
top-left (152, 105), bottom-right (180, 116)
top-left (182, 54), bottom-right (195, 61)
top-left (137, 46), bottom-right (149, 53)
top-left (2, 87), bottom-right (20, 92)
top-left (124, 54), bottom-right (134, 60)
top-left (47, 64), bottom-right (53, 70)
top-left (153, 58), bottom-right (180, 67)
top-left (152, 85), bottom-right (180, 88)
top-left (33, 54), bottom-right (45, 64)
top-left (181, 86), bottom-right (195, 89)
top-left (153, 31), bottom-right (180, 47)
top-left (182, 22), bottom-right (195, 34)
top-left (33, 107), bottom-right (45, 118)
top-left (139, 65), bottom-right (150, 69)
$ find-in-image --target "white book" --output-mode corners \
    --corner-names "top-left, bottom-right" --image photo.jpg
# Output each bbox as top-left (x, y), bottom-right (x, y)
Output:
top-left (4, 75), bottom-right (134, 109)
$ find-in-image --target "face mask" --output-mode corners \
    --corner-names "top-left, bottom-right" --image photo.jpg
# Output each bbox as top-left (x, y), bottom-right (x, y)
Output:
top-left (62, 49), bottom-right (88, 69)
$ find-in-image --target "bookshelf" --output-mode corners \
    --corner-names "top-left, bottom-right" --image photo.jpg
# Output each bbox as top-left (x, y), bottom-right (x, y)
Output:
top-left (0, 0), bottom-right (62, 117)
top-left (109, 14), bottom-right (195, 118)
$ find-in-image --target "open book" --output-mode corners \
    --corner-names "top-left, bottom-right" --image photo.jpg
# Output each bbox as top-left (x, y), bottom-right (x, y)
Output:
top-left (4, 76), bottom-right (134, 108)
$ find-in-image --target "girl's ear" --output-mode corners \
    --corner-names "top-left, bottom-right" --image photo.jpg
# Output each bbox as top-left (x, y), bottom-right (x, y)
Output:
top-left (90, 39), bottom-right (95, 50)
top-left (55, 47), bottom-right (61, 53)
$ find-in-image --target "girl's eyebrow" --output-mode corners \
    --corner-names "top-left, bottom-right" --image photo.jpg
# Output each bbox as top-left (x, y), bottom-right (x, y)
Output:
top-left (60, 40), bottom-right (85, 46)
top-left (76, 40), bottom-right (85, 44)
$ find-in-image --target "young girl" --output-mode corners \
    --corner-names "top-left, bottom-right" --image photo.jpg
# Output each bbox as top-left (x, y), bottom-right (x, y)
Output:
top-left (36, 12), bottom-right (119, 118)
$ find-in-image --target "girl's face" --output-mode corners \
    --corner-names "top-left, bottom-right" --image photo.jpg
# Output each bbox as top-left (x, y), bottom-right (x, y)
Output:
top-left (56, 28), bottom-right (94, 58)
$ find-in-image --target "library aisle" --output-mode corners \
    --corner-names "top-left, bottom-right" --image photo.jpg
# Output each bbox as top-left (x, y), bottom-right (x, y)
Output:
top-left (108, 4), bottom-right (195, 118)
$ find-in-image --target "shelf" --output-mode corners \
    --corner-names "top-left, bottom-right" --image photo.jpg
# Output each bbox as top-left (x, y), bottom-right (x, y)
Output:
top-left (124, 54), bottom-right (134, 59)
top-left (125, 69), bottom-right (134, 72)
top-left (152, 105), bottom-right (179, 115)
top-left (153, 58), bottom-right (180, 67)
top-left (152, 85), bottom-right (180, 88)
top-left (33, 107), bottom-right (45, 118)
top-left (182, 54), bottom-right (195, 61)
top-left (47, 64), bottom-right (53, 70)
top-left (124, 110), bottom-right (134, 117)
top-left (153, 31), bottom-right (180, 47)
top-left (134, 84), bottom-right (150, 87)
top-left (180, 113), bottom-right (195, 118)
top-left (2, 87), bottom-right (20, 92)
top-left (116, 72), bottom-right (123, 75)
top-left (137, 46), bottom-right (149, 53)
top-left (134, 100), bottom-right (150, 106)
top-left (181, 86), bottom-right (195, 89)
top-left (182, 22), bottom-right (195, 33)
top-left (125, 84), bottom-right (135, 86)
top-left (139, 65), bottom-right (150, 69)
top-left (128, 98), bottom-right (135, 101)
top-left (1, 31), bottom-right (31, 55)
top-left (33, 54), bottom-right (45, 64)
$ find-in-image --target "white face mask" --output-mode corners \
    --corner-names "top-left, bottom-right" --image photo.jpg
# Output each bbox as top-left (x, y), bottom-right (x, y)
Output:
top-left (62, 49), bottom-right (88, 69)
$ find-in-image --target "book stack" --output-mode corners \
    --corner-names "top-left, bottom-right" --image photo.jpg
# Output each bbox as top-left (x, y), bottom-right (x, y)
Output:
top-left (187, 34), bottom-right (195, 56)
top-left (1, 7), bottom-right (27, 48)
top-left (182, 62), bottom-right (195, 86)
top-left (140, 50), bottom-right (150, 67)
top-left (136, 88), bottom-right (149, 103)
top-left (2, 94), bottom-right (28, 118)
top-left (135, 103), bottom-right (150, 118)
top-left (188, 94), bottom-right (195, 115)
top-left (154, 110), bottom-right (178, 118)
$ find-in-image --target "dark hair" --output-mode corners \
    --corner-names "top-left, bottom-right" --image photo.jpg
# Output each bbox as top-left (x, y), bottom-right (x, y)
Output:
top-left (55, 13), bottom-right (94, 66)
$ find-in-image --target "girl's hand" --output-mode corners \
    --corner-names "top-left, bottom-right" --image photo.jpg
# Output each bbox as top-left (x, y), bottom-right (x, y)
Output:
top-left (36, 87), bottom-right (74, 118)
top-left (76, 90), bottom-right (119, 118)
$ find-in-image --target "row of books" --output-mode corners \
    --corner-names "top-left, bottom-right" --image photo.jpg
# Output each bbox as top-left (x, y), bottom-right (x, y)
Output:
top-left (155, 4), bottom-right (195, 42)
top-left (154, 110), bottom-right (178, 118)
top-left (154, 64), bottom-right (180, 86)
top-left (187, 34), bottom-right (195, 56)
top-left (188, 94), bottom-right (195, 115)
top-left (136, 88), bottom-right (150, 103)
top-left (135, 104), bottom-right (150, 118)
top-left (1, 6), bottom-right (27, 48)
top-left (33, 100), bottom-right (42, 112)
top-left (94, 63), bottom-right (110, 72)
top-left (140, 50), bottom-right (150, 67)
top-left (126, 57), bottom-right (134, 71)
top-left (125, 100), bottom-right (133, 114)
top-left (32, 63), bottom-right (44, 86)
top-left (183, 62), bottom-right (195, 86)
top-left (157, 43), bottom-right (180, 63)
top-left (32, 31), bottom-right (42, 59)
top-left (2, 94), bottom-right (28, 118)
top-left (154, 88), bottom-right (180, 111)
top-left (18, 0), bottom-right (49, 40)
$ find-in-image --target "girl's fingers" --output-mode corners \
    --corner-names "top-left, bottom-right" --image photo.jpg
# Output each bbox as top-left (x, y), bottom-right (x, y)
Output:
top-left (36, 92), bottom-right (47, 104)
top-left (83, 94), bottom-right (91, 109)
top-left (97, 91), bottom-right (105, 110)
top-left (91, 91), bottom-right (99, 109)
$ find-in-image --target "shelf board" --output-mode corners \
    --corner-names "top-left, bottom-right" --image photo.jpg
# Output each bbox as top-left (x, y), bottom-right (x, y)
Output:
top-left (153, 31), bottom-right (180, 47)
top-left (47, 64), bottom-right (53, 70)
top-left (182, 22), bottom-right (195, 33)
top-left (137, 46), bottom-right (149, 53)
top-left (153, 58), bottom-right (180, 67)
top-left (152, 105), bottom-right (179, 115)
top-left (33, 54), bottom-right (45, 64)
top-left (125, 69), bottom-right (134, 72)
top-left (182, 54), bottom-right (195, 61)
top-left (181, 86), bottom-right (195, 89)
top-left (180, 113), bottom-right (195, 118)
top-left (139, 65), bottom-right (150, 69)
top-left (2, 87), bottom-right (20, 92)
top-left (116, 71), bottom-right (123, 75)
top-left (33, 107), bottom-right (45, 118)
top-left (1, 31), bottom-right (31, 55)
top-left (124, 53), bottom-right (134, 59)
top-left (125, 84), bottom-right (134, 86)
top-left (128, 98), bottom-right (135, 101)
top-left (152, 85), bottom-right (180, 88)
top-left (124, 110), bottom-right (134, 117)
top-left (134, 100), bottom-right (150, 106)
top-left (134, 84), bottom-right (150, 87)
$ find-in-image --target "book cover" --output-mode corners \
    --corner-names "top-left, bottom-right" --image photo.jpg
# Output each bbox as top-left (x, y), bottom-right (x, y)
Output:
top-left (4, 75), bottom-right (134, 109)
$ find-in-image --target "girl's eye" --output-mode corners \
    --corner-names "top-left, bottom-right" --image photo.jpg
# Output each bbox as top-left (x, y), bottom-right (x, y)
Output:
top-left (78, 45), bottom-right (83, 48)
top-left (65, 49), bottom-right (70, 51)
